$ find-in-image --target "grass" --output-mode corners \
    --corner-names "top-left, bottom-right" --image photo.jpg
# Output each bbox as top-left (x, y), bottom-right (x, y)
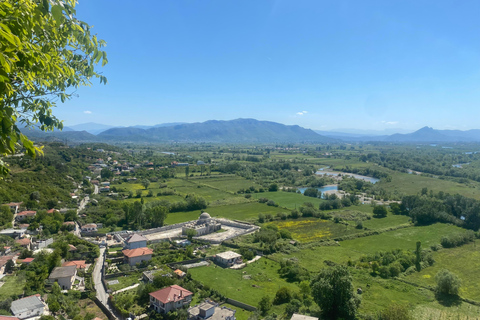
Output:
top-left (412, 300), bottom-right (480, 320)
top-left (221, 303), bottom-right (253, 320)
top-left (379, 171), bottom-right (480, 200)
top-left (0, 275), bottom-right (25, 300)
top-left (340, 224), bottom-right (467, 255)
top-left (106, 272), bottom-right (142, 292)
top-left (362, 214), bottom-right (411, 229)
top-left (270, 218), bottom-right (363, 242)
top-left (406, 242), bottom-right (480, 301)
top-left (78, 299), bottom-right (109, 319)
top-left (165, 202), bottom-right (289, 224)
top-left (272, 224), bottom-right (468, 272)
top-left (255, 191), bottom-right (325, 209)
top-left (195, 176), bottom-right (260, 193)
top-left (189, 258), bottom-right (298, 307)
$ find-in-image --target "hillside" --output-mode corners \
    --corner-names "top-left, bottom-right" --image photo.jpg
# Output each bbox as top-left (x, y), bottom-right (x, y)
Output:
top-left (98, 118), bottom-right (334, 143)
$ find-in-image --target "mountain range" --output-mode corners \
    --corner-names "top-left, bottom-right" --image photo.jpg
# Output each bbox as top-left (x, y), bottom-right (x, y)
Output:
top-left (20, 119), bottom-right (480, 144)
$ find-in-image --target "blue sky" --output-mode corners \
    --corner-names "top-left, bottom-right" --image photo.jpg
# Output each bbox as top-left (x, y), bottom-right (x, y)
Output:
top-left (58, 0), bottom-right (480, 131)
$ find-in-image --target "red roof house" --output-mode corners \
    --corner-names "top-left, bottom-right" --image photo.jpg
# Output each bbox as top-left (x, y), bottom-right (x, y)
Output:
top-left (149, 285), bottom-right (193, 313)
top-left (122, 247), bottom-right (153, 266)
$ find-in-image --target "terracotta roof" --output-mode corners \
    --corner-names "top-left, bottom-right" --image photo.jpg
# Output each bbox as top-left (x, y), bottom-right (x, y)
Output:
top-left (3, 202), bottom-right (22, 207)
top-left (15, 238), bottom-right (30, 246)
top-left (18, 224), bottom-right (29, 228)
top-left (17, 211), bottom-right (36, 216)
top-left (22, 258), bottom-right (34, 263)
top-left (0, 256), bottom-right (14, 268)
top-left (149, 285), bottom-right (193, 304)
top-left (122, 247), bottom-right (153, 258)
top-left (47, 209), bottom-right (59, 213)
top-left (0, 316), bottom-right (21, 320)
top-left (82, 223), bottom-right (97, 229)
top-left (174, 269), bottom-right (186, 277)
top-left (63, 221), bottom-right (75, 225)
top-left (62, 260), bottom-right (87, 269)
top-left (68, 244), bottom-right (77, 251)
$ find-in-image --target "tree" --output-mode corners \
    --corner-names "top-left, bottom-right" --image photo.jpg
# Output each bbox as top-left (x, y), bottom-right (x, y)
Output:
top-left (304, 188), bottom-right (320, 198)
top-left (373, 205), bottom-right (388, 218)
top-left (0, 0), bottom-right (107, 176)
top-left (415, 241), bottom-right (422, 272)
top-left (435, 269), bottom-right (461, 296)
top-left (141, 179), bottom-right (151, 190)
top-left (311, 265), bottom-right (359, 319)
top-left (269, 183), bottom-right (278, 192)
top-left (273, 287), bottom-right (291, 305)
top-left (101, 168), bottom-right (113, 180)
top-left (258, 296), bottom-right (272, 316)
top-left (4, 259), bottom-right (14, 273)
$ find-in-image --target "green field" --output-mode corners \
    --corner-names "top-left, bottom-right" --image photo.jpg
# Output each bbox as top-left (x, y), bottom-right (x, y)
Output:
top-left (0, 275), bottom-right (25, 300)
top-left (270, 218), bottom-right (364, 242)
top-left (362, 214), bottom-right (411, 229)
top-left (273, 224), bottom-right (467, 272)
top-left (379, 171), bottom-right (480, 200)
top-left (106, 272), bottom-right (142, 292)
top-left (255, 191), bottom-right (325, 209)
top-left (406, 242), bottom-right (480, 301)
top-left (189, 258), bottom-right (299, 307)
top-left (195, 176), bottom-right (260, 193)
top-left (165, 202), bottom-right (288, 224)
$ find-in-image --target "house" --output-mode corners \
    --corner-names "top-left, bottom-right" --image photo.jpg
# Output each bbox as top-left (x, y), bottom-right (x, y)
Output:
top-left (62, 260), bottom-right (87, 270)
top-left (149, 285), bottom-right (193, 313)
top-left (215, 251), bottom-right (242, 267)
top-left (188, 300), bottom-right (236, 320)
top-left (3, 202), bottom-right (22, 214)
top-left (10, 294), bottom-right (46, 319)
top-left (122, 247), bottom-right (153, 266)
top-left (0, 256), bottom-right (14, 274)
top-left (81, 223), bottom-right (97, 233)
top-left (124, 234), bottom-right (148, 249)
top-left (0, 316), bottom-right (20, 320)
top-left (15, 211), bottom-right (36, 221)
top-left (14, 238), bottom-right (31, 250)
top-left (290, 314), bottom-right (318, 320)
top-left (47, 209), bottom-right (59, 214)
top-left (48, 265), bottom-right (77, 290)
top-left (21, 258), bottom-right (34, 265)
top-left (0, 228), bottom-right (26, 238)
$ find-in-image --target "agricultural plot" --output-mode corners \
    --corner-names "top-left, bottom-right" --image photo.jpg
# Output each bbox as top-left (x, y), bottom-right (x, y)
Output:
top-left (270, 218), bottom-right (363, 242)
top-left (379, 172), bottom-right (480, 200)
top-left (189, 259), bottom-right (299, 307)
top-left (362, 214), bottom-right (411, 229)
top-left (406, 243), bottom-right (480, 302)
top-left (256, 191), bottom-right (325, 209)
top-left (413, 301), bottom-right (480, 320)
top-left (194, 176), bottom-right (259, 193)
top-left (340, 223), bottom-right (467, 254)
top-left (106, 272), bottom-right (142, 292)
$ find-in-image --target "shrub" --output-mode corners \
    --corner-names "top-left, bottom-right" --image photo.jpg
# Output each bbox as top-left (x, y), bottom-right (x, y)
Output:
top-left (436, 269), bottom-right (461, 296)
top-left (273, 287), bottom-right (291, 304)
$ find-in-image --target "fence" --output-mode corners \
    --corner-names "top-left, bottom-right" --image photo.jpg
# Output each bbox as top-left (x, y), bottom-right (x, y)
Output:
top-left (225, 298), bottom-right (257, 312)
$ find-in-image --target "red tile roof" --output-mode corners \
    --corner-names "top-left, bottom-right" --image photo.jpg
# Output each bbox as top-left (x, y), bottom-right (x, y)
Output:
top-left (17, 211), bottom-right (36, 216)
top-left (122, 247), bottom-right (153, 258)
top-left (62, 260), bottom-right (87, 269)
top-left (149, 285), bottom-right (193, 304)
top-left (0, 316), bottom-right (21, 320)
top-left (68, 244), bottom-right (77, 251)
top-left (15, 238), bottom-right (30, 246)
top-left (22, 258), bottom-right (34, 263)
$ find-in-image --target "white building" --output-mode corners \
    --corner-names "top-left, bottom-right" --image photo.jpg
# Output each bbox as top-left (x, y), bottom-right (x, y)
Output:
top-left (188, 300), bottom-right (236, 320)
top-left (49, 265), bottom-right (77, 290)
top-left (215, 251), bottom-right (242, 267)
top-left (182, 212), bottom-right (221, 236)
top-left (10, 295), bottom-right (46, 319)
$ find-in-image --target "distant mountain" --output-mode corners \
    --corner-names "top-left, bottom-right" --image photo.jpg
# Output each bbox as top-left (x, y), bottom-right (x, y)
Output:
top-left (385, 127), bottom-right (476, 142)
top-left (99, 118), bottom-right (334, 143)
top-left (22, 128), bottom-right (99, 143)
top-left (68, 122), bottom-right (116, 135)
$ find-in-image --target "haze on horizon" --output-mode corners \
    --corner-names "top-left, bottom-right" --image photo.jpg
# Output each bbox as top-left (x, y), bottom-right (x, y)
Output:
top-left (57, 1), bottom-right (480, 132)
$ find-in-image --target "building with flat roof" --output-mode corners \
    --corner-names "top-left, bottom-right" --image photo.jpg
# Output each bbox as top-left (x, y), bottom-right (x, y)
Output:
top-left (215, 251), bottom-right (242, 267)
top-left (188, 300), bottom-right (236, 320)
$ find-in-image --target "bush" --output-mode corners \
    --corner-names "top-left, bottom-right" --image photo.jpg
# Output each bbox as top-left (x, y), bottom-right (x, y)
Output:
top-left (273, 287), bottom-right (291, 304)
top-left (436, 269), bottom-right (461, 296)
top-left (356, 221), bottom-right (363, 229)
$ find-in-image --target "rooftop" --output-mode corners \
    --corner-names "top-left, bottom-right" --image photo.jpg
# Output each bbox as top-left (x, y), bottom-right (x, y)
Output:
top-left (122, 247), bottom-right (153, 258)
top-left (149, 285), bottom-right (193, 304)
top-left (291, 314), bottom-right (319, 320)
top-left (126, 233), bottom-right (148, 243)
top-left (11, 295), bottom-right (45, 315)
top-left (62, 260), bottom-right (87, 269)
top-left (15, 238), bottom-right (30, 246)
top-left (188, 301), bottom-right (236, 320)
top-left (216, 251), bottom-right (241, 260)
top-left (49, 265), bottom-right (77, 279)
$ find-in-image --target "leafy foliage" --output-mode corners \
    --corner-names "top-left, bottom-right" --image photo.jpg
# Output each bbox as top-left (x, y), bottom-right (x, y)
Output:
top-left (0, 0), bottom-right (107, 175)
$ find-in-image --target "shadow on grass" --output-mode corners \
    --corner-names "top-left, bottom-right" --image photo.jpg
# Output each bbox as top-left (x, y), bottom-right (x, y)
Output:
top-left (436, 292), bottom-right (462, 307)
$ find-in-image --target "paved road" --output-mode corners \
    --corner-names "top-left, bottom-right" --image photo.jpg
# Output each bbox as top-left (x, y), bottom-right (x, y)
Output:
top-left (93, 247), bottom-right (108, 304)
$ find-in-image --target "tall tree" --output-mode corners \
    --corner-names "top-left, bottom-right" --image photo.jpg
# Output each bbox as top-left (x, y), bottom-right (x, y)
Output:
top-left (311, 265), bottom-right (360, 320)
top-left (0, 0), bottom-right (107, 176)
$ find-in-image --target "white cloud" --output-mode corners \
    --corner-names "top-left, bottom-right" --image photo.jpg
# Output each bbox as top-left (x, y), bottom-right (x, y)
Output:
top-left (84, 111), bottom-right (92, 114)
top-left (381, 120), bottom-right (398, 125)
top-left (296, 111), bottom-right (308, 116)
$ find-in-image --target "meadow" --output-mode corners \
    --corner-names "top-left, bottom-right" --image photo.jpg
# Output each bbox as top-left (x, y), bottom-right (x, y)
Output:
top-left (406, 242), bottom-right (480, 301)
